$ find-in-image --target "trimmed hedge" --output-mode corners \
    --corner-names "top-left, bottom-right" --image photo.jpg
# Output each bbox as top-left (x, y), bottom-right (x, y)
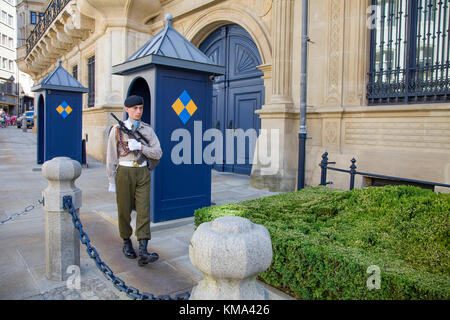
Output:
top-left (194, 186), bottom-right (450, 299)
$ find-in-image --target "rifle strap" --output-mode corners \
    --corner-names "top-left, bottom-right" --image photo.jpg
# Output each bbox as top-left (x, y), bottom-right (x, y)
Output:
top-left (116, 127), bottom-right (132, 157)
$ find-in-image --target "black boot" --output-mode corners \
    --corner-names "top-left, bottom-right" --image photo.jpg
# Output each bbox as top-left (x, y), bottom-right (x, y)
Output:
top-left (138, 239), bottom-right (159, 266)
top-left (122, 238), bottom-right (137, 259)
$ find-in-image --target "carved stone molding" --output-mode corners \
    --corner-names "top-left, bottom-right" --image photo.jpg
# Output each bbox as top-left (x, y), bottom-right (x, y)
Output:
top-left (322, 118), bottom-right (340, 149)
top-left (325, 0), bottom-right (345, 106)
top-left (184, 4), bottom-right (272, 65)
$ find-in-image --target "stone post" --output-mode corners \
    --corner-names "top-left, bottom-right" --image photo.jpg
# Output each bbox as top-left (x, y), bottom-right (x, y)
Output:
top-left (42, 157), bottom-right (82, 281)
top-left (22, 117), bottom-right (27, 132)
top-left (189, 216), bottom-right (273, 300)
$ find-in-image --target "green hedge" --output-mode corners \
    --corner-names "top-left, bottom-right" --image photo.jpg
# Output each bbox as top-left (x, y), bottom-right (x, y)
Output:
top-left (195, 186), bottom-right (450, 299)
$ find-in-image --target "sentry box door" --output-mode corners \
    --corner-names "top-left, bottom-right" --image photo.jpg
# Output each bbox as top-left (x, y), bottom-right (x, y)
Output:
top-left (151, 67), bottom-right (212, 223)
top-left (44, 90), bottom-right (83, 163)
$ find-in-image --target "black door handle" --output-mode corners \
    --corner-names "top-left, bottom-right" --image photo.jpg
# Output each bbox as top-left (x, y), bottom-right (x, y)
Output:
top-left (215, 120), bottom-right (220, 129)
top-left (228, 120), bottom-right (233, 129)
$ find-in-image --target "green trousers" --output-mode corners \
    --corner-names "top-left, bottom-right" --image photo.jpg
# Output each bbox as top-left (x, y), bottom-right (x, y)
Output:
top-left (115, 166), bottom-right (151, 241)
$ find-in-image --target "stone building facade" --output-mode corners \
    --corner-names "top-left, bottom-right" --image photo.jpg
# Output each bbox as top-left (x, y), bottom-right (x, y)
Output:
top-left (17, 0), bottom-right (450, 192)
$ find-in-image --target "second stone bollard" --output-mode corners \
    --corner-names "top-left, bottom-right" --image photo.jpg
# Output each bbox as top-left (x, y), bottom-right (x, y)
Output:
top-left (42, 157), bottom-right (82, 281)
top-left (189, 216), bottom-right (273, 300)
top-left (22, 117), bottom-right (27, 132)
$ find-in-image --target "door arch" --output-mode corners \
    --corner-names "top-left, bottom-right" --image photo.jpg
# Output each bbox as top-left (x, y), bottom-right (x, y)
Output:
top-left (126, 77), bottom-right (151, 124)
top-left (199, 24), bottom-right (264, 174)
top-left (37, 94), bottom-right (45, 164)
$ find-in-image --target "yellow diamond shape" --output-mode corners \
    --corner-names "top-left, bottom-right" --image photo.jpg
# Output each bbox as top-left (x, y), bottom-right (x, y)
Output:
top-left (171, 98), bottom-right (185, 116)
top-left (65, 106), bottom-right (72, 114)
top-left (185, 100), bottom-right (197, 116)
top-left (56, 105), bottom-right (64, 114)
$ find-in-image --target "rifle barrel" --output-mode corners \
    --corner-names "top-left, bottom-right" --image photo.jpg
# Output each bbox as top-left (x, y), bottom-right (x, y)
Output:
top-left (110, 113), bottom-right (149, 144)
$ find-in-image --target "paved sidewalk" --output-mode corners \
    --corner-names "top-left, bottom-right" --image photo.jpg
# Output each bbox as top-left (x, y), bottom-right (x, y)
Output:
top-left (0, 126), bottom-right (291, 300)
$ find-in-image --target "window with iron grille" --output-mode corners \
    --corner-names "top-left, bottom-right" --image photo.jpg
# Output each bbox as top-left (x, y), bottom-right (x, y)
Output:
top-left (367, 0), bottom-right (449, 104)
top-left (72, 65), bottom-right (78, 81)
top-left (30, 11), bottom-right (36, 25)
top-left (88, 56), bottom-right (95, 108)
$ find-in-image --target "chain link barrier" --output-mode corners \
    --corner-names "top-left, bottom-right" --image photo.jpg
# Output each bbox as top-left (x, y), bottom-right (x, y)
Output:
top-left (62, 195), bottom-right (191, 300)
top-left (0, 199), bottom-right (43, 225)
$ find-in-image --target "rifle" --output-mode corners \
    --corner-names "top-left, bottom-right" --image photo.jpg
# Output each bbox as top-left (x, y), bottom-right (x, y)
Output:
top-left (110, 113), bottom-right (160, 170)
top-left (111, 113), bottom-right (149, 145)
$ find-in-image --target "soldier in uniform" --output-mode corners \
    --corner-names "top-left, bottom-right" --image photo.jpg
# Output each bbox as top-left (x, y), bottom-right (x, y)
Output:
top-left (106, 95), bottom-right (162, 266)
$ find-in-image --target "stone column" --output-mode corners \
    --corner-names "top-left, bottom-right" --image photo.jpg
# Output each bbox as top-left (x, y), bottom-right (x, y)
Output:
top-left (271, 0), bottom-right (295, 105)
top-left (42, 157), bottom-right (82, 281)
top-left (189, 216), bottom-right (272, 300)
top-left (250, 0), bottom-right (298, 192)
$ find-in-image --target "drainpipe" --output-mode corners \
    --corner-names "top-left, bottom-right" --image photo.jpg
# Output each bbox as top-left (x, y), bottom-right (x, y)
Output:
top-left (297, 0), bottom-right (309, 190)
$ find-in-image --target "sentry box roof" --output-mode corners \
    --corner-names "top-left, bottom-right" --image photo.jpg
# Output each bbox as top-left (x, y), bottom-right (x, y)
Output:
top-left (31, 60), bottom-right (89, 93)
top-left (112, 14), bottom-right (225, 76)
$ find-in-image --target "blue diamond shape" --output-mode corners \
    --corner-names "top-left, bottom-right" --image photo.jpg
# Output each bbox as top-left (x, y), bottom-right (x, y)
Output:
top-left (60, 110), bottom-right (69, 119)
top-left (60, 101), bottom-right (69, 109)
top-left (178, 108), bottom-right (191, 124)
top-left (178, 90), bottom-right (191, 106)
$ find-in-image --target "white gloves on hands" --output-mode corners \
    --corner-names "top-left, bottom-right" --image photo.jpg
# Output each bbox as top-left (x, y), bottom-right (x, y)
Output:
top-left (108, 183), bottom-right (116, 193)
top-left (127, 139), bottom-right (142, 151)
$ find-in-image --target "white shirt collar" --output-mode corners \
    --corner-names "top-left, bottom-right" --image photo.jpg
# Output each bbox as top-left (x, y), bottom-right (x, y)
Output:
top-left (124, 118), bottom-right (133, 130)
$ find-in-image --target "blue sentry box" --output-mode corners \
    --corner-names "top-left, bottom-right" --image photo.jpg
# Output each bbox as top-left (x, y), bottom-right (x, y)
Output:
top-left (32, 61), bottom-right (88, 164)
top-left (112, 15), bottom-right (225, 223)
top-left (153, 67), bottom-right (213, 223)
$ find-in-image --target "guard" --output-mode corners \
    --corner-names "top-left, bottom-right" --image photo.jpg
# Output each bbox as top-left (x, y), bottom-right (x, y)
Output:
top-left (106, 95), bottom-right (162, 266)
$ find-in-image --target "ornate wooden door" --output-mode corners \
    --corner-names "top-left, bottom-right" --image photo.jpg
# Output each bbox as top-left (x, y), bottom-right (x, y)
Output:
top-left (200, 24), bottom-right (264, 174)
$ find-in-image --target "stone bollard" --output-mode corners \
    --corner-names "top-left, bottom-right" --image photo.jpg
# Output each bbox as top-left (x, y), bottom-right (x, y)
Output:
top-left (22, 117), bottom-right (27, 132)
top-left (42, 157), bottom-right (82, 281)
top-left (189, 216), bottom-right (273, 300)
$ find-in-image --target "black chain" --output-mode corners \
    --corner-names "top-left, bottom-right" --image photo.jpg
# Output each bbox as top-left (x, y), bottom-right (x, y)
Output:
top-left (62, 195), bottom-right (191, 300)
top-left (0, 199), bottom-right (43, 225)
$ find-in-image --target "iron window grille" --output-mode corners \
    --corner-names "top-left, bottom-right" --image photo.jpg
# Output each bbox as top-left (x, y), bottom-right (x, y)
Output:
top-left (367, 0), bottom-right (449, 104)
top-left (72, 65), bottom-right (78, 81)
top-left (88, 56), bottom-right (95, 108)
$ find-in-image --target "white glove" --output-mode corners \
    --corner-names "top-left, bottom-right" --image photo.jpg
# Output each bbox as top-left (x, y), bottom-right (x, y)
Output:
top-left (108, 183), bottom-right (116, 193)
top-left (127, 139), bottom-right (142, 151)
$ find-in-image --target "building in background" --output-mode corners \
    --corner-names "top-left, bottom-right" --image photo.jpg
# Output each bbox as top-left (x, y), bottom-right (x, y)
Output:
top-left (16, 0), bottom-right (450, 192)
top-left (16, 0), bottom-right (46, 48)
top-left (1, 0), bottom-right (41, 117)
top-left (14, 0), bottom-right (46, 115)
top-left (0, 0), bottom-right (18, 115)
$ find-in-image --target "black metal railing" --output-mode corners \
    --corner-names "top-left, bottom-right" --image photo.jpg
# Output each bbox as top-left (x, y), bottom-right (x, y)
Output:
top-left (367, 0), bottom-right (449, 104)
top-left (319, 152), bottom-right (450, 191)
top-left (26, 0), bottom-right (71, 56)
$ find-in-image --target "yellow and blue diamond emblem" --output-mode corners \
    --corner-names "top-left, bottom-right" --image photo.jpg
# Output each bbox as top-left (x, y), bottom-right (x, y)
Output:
top-left (171, 90), bottom-right (197, 124)
top-left (56, 101), bottom-right (72, 119)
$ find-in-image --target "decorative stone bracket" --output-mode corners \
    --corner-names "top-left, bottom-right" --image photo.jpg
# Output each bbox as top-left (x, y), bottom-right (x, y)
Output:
top-left (18, 2), bottom-right (94, 77)
top-left (18, 0), bottom-right (163, 79)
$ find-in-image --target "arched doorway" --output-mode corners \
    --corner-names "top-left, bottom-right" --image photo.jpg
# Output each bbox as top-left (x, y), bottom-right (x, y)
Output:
top-left (37, 94), bottom-right (45, 164)
top-left (199, 24), bottom-right (264, 175)
top-left (126, 77), bottom-right (151, 124)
